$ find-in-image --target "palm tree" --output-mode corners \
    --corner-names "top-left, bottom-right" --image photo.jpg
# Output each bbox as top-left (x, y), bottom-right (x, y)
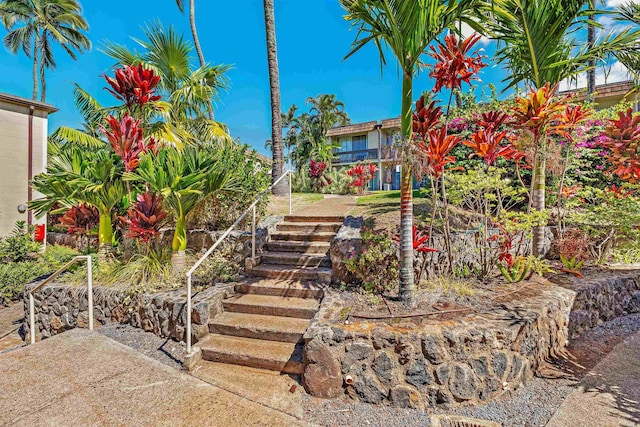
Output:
top-left (0, 0), bottom-right (90, 102)
top-left (614, 1), bottom-right (640, 80)
top-left (340, 0), bottom-right (481, 305)
top-left (124, 146), bottom-right (233, 270)
top-left (306, 94), bottom-right (350, 136)
top-left (486, 0), bottom-right (638, 255)
top-left (30, 144), bottom-right (127, 256)
top-left (263, 0), bottom-right (286, 196)
top-left (103, 23), bottom-right (230, 147)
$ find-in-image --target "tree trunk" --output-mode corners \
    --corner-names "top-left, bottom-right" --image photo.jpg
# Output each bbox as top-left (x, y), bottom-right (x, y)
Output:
top-left (587, 17), bottom-right (596, 101)
top-left (188, 0), bottom-right (214, 120)
top-left (264, 0), bottom-right (286, 196)
top-left (98, 211), bottom-right (113, 261)
top-left (172, 212), bottom-right (188, 272)
top-left (39, 48), bottom-right (46, 102)
top-left (532, 149), bottom-right (547, 256)
top-left (32, 41), bottom-right (39, 100)
top-left (399, 73), bottom-right (414, 305)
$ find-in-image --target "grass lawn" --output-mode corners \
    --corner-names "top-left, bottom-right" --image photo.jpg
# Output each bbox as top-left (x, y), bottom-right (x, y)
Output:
top-left (266, 193), bottom-right (324, 216)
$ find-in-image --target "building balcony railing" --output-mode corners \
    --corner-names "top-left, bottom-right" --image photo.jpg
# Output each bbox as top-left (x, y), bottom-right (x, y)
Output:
top-left (333, 148), bottom-right (378, 164)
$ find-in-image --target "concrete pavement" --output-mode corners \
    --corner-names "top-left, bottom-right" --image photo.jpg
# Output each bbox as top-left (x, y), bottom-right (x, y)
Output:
top-left (547, 330), bottom-right (640, 427)
top-left (0, 329), bottom-right (307, 426)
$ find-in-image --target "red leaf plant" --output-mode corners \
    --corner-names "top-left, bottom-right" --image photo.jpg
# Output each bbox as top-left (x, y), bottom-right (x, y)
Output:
top-left (553, 105), bottom-right (591, 142)
top-left (608, 184), bottom-right (634, 198)
top-left (511, 83), bottom-right (568, 141)
top-left (429, 33), bottom-right (487, 94)
top-left (308, 159), bottom-right (332, 191)
top-left (347, 162), bottom-right (378, 194)
top-left (102, 114), bottom-right (157, 172)
top-left (487, 221), bottom-right (516, 268)
top-left (393, 225), bottom-right (437, 253)
top-left (123, 191), bottom-right (168, 243)
top-left (412, 95), bottom-right (443, 138)
top-left (415, 127), bottom-right (461, 178)
top-left (59, 203), bottom-right (99, 235)
top-left (105, 64), bottom-right (161, 109)
top-left (598, 107), bottom-right (640, 183)
top-left (463, 111), bottom-right (512, 166)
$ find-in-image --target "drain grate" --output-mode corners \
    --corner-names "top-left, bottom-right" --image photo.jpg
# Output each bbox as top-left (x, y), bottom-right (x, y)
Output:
top-left (430, 415), bottom-right (501, 427)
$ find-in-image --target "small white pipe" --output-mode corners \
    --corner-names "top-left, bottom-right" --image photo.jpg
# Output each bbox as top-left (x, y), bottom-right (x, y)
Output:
top-left (29, 293), bottom-right (35, 344)
top-left (87, 256), bottom-right (93, 331)
top-left (186, 274), bottom-right (192, 355)
top-left (252, 205), bottom-right (256, 259)
top-left (288, 171), bottom-right (292, 214)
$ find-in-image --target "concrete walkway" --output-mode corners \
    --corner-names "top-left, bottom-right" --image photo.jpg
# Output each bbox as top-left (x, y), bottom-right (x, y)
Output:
top-left (0, 329), bottom-right (306, 426)
top-left (293, 195), bottom-right (357, 217)
top-left (547, 330), bottom-right (640, 427)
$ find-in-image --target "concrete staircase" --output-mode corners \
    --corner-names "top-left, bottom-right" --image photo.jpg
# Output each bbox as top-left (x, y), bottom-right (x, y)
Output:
top-left (197, 215), bottom-right (344, 374)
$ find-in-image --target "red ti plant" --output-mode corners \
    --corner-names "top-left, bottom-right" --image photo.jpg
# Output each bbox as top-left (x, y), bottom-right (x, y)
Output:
top-left (463, 111), bottom-right (511, 167)
top-left (59, 203), bottom-right (100, 235)
top-left (347, 162), bottom-right (378, 195)
top-left (308, 159), bottom-right (332, 192)
top-left (393, 225), bottom-right (437, 284)
top-left (429, 33), bottom-right (487, 94)
top-left (123, 191), bottom-right (168, 245)
top-left (415, 127), bottom-right (461, 179)
top-left (599, 107), bottom-right (640, 183)
top-left (105, 64), bottom-right (161, 110)
top-left (102, 114), bottom-right (157, 172)
top-left (511, 83), bottom-right (569, 255)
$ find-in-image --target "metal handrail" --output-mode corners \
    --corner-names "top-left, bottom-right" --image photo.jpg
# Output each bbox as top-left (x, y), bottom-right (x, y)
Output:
top-left (28, 255), bottom-right (93, 344)
top-left (185, 170), bottom-right (292, 354)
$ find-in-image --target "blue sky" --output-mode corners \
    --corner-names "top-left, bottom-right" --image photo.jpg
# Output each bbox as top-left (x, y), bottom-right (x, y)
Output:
top-left (0, 0), bottom-right (631, 157)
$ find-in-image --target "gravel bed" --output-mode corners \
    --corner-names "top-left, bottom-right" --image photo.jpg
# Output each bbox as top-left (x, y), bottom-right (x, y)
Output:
top-left (96, 323), bottom-right (185, 370)
top-left (302, 313), bottom-right (640, 427)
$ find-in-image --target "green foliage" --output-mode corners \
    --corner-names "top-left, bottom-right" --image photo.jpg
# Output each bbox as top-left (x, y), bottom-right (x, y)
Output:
top-left (188, 143), bottom-right (270, 230)
top-left (498, 256), bottom-right (531, 283)
top-left (560, 254), bottom-right (585, 271)
top-left (345, 228), bottom-right (399, 294)
top-left (526, 255), bottom-right (555, 276)
top-left (0, 244), bottom-right (79, 305)
top-left (0, 221), bottom-right (41, 263)
top-left (568, 186), bottom-right (640, 263)
top-left (291, 167), bottom-right (353, 195)
top-left (612, 240), bottom-right (640, 264)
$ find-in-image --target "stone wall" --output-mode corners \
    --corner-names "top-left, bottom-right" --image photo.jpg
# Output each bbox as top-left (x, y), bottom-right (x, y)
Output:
top-left (330, 216), bottom-right (363, 284)
top-left (22, 283), bottom-right (233, 343)
top-left (302, 270), bottom-right (640, 409)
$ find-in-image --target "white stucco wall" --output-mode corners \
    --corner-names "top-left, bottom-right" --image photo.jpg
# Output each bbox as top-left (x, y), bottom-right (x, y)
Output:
top-left (0, 100), bottom-right (49, 236)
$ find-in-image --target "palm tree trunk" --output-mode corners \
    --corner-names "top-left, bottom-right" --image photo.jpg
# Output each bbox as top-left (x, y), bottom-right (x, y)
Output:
top-left (263, 0), bottom-right (286, 196)
top-left (39, 51), bottom-right (46, 102)
top-left (399, 73), bottom-right (414, 305)
top-left (98, 211), bottom-right (113, 261)
top-left (532, 148), bottom-right (547, 256)
top-left (587, 16), bottom-right (596, 101)
top-left (172, 212), bottom-right (188, 272)
top-left (188, 0), bottom-right (215, 120)
top-left (32, 40), bottom-right (39, 100)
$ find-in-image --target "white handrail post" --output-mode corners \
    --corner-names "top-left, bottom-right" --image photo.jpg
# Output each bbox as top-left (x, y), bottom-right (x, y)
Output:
top-left (186, 274), bottom-right (192, 355)
top-left (288, 171), bottom-right (292, 215)
top-left (87, 256), bottom-right (94, 331)
top-left (29, 293), bottom-right (35, 344)
top-left (252, 204), bottom-right (256, 259)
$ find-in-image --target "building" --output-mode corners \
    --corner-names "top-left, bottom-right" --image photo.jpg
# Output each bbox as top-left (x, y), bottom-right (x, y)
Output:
top-left (328, 81), bottom-right (639, 192)
top-left (0, 93), bottom-right (57, 237)
top-left (327, 118), bottom-right (402, 191)
top-left (559, 80), bottom-right (639, 111)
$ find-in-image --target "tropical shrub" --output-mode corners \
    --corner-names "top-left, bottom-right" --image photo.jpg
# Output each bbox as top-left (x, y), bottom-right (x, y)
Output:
top-left (59, 204), bottom-right (99, 235)
top-left (308, 159), bottom-right (332, 192)
top-left (347, 162), bottom-right (377, 194)
top-left (0, 221), bottom-right (41, 263)
top-left (345, 228), bottom-right (399, 294)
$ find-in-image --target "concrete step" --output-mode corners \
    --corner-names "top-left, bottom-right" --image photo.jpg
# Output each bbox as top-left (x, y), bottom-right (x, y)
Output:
top-left (208, 312), bottom-right (309, 343)
top-left (261, 251), bottom-right (331, 268)
top-left (276, 222), bottom-right (342, 233)
top-left (235, 279), bottom-right (324, 299)
top-left (199, 334), bottom-right (304, 374)
top-left (264, 241), bottom-right (330, 254)
top-left (223, 293), bottom-right (320, 319)
top-left (284, 215), bottom-right (345, 223)
top-left (271, 231), bottom-right (336, 242)
top-left (249, 264), bottom-right (332, 284)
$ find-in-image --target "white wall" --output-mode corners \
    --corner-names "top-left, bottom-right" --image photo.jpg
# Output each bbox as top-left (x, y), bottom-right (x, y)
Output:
top-left (0, 101), bottom-right (48, 236)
